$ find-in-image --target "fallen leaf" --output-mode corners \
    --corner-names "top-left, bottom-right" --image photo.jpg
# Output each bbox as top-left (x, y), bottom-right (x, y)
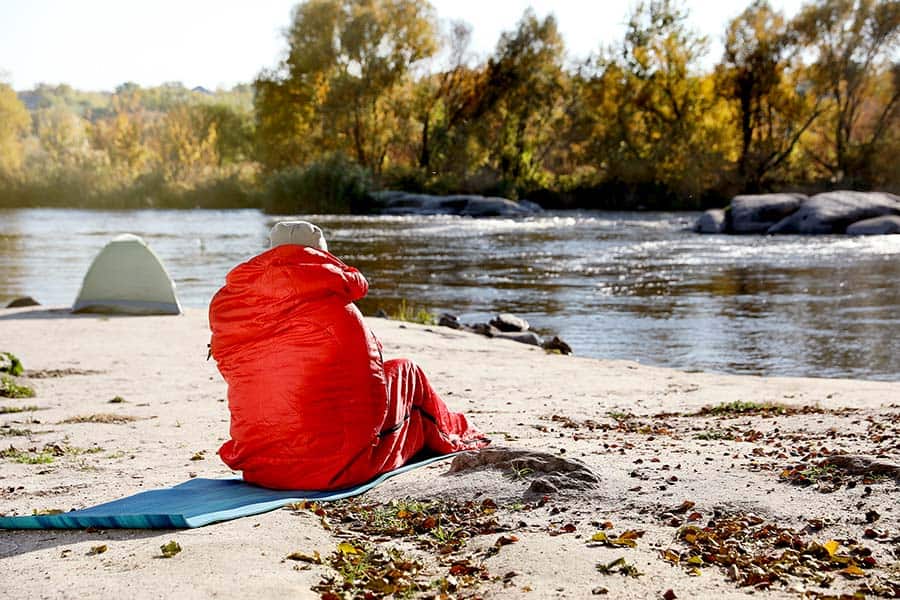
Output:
top-left (663, 590), bottom-right (677, 600)
top-left (286, 550), bottom-right (321, 564)
top-left (337, 542), bottom-right (360, 555)
top-left (840, 564), bottom-right (866, 578)
top-left (87, 544), bottom-right (107, 556)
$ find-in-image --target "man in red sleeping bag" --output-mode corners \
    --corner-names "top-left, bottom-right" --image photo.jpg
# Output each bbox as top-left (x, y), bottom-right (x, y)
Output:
top-left (209, 221), bottom-right (488, 490)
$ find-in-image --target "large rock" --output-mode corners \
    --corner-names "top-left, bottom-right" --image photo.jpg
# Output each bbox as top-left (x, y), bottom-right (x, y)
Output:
top-left (490, 313), bottom-right (530, 332)
top-left (730, 193), bottom-right (806, 233)
top-left (768, 191), bottom-right (900, 234)
top-left (5, 296), bottom-right (40, 308)
top-left (494, 331), bottom-right (543, 346)
top-left (694, 209), bottom-right (727, 233)
top-left (369, 191), bottom-right (542, 217)
top-left (846, 215), bottom-right (900, 235)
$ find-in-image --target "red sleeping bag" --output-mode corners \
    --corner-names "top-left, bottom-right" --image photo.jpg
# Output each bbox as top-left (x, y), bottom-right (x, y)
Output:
top-left (209, 244), bottom-right (487, 490)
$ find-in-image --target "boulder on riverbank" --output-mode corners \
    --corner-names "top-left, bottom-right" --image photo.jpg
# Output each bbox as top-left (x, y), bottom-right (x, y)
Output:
top-left (693, 209), bottom-right (727, 233)
top-left (438, 311), bottom-right (573, 354)
top-left (731, 193), bottom-right (806, 233)
top-left (846, 215), bottom-right (900, 235)
top-left (695, 190), bottom-right (900, 235)
top-left (767, 191), bottom-right (900, 234)
top-left (368, 191), bottom-right (542, 217)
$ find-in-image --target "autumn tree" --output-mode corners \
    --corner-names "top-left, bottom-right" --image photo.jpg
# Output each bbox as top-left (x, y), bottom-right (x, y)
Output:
top-left (413, 21), bottom-right (484, 176)
top-left (794, 0), bottom-right (900, 186)
top-left (155, 103), bottom-right (219, 183)
top-left (0, 83), bottom-right (31, 178)
top-left (587, 0), bottom-right (730, 204)
top-left (255, 0), bottom-right (438, 173)
top-left (472, 9), bottom-right (568, 191)
top-left (91, 83), bottom-right (153, 179)
top-left (718, 0), bottom-right (822, 191)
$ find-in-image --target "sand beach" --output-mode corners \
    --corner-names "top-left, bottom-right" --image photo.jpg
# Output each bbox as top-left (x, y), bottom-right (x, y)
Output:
top-left (1, 307), bottom-right (898, 599)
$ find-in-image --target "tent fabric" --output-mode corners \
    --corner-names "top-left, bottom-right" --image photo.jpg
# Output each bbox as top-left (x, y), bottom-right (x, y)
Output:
top-left (209, 244), bottom-right (487, 491)
top-left (72, 233), bottom-right (182, 315)
top-left (0, 453), bottom-right (458, 530)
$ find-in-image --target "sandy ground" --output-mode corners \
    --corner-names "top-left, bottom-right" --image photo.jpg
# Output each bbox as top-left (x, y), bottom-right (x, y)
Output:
top-left (0, 307), bottom-right (898, 600)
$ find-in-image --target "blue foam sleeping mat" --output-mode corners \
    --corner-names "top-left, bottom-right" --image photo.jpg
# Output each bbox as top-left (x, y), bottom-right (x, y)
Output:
top-left (0, 454), bottom-right (454, 530)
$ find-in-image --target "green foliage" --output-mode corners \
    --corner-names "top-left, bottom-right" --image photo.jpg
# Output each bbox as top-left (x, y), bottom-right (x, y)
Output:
top-left (0, 1), bottom-right (898, 210)
top-left (259, 155), bottom-right (371, 214)
top-left (0, 83), bottom-right (30, 177)
top-left (698, 400), bottom-right (789, 416)
top-left (389, 299), bottom-right (436, 325)
top-left (0, 446), bottom-right (53, 464)
top-left (0, 352), bottom-right (24, 376)
top-left (0, 375), bottom-right (34, 398)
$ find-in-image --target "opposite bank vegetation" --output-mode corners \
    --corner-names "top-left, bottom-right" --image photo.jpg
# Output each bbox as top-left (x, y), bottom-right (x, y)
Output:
top-left (0, 0), bottom-right (898, 213)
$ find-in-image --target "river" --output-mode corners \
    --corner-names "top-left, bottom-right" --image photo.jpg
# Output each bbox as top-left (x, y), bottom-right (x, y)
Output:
top-left (1, 208), bottom-right (898, 381)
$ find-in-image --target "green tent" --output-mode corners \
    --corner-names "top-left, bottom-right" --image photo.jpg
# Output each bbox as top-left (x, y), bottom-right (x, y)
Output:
top-left (72, 234), bottom-right (182, 315)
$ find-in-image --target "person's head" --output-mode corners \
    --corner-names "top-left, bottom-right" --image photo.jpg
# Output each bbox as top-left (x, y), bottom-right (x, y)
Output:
top-left (269, 221), bottom-right (328, 252)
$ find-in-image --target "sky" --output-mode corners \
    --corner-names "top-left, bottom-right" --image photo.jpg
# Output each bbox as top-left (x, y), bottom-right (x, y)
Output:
top-left (0, 0), bottom-right (807, 92)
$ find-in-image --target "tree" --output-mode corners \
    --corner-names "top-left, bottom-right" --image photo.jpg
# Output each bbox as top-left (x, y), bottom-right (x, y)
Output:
top-left (794, 0), bottom-right (900, 185)
top-left (718, 0), bottom-right (822, 191)
top-left (473, 9), bottom-right (568, 191)
top-left (587, 0), bottom-right (730, 203)
top-left (91, 85), bottom-right (153, 179)
top-left (255, 0), bottom-right (438, 173)
top-left (155, 103), bottom-right (219, 183)
top-left (0, 83), bottom-right (31, 177)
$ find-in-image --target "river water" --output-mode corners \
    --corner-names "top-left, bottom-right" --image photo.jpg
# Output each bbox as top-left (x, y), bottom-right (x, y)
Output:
top-left (1, 208), bottom-right (898, 381)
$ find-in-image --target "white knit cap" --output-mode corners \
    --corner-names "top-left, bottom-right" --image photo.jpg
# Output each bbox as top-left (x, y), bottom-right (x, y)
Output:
top-left (269, 221), bottom-right (328, 251)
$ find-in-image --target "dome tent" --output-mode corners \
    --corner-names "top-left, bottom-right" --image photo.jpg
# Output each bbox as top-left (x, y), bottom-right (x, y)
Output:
top-left (72, 234), bottom-right (182, 315)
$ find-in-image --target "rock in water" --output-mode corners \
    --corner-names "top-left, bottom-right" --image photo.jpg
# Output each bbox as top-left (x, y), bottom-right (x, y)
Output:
top-left (694, 209), bottom-right (727, 233)
top-left (494, 331), bottom-right (543, 346)
top-left (6, 296), bottom-right (40, 308)
top-left (768, 191), bottom-right (900, 234)
top-left (466, 322), bottom-right (501, 338)
top-left (846, 215), bottom-right (900, 235)
top-left (368, 191), bottom-right (542, 217)
top-left (730, 193), bottom-right (806, 233)
top-left (490, 313), bottom-right (530, 332)
top-left (542, 336), bottom-right (573, 355)
top-left (438, 313), bottom-right (461, 329)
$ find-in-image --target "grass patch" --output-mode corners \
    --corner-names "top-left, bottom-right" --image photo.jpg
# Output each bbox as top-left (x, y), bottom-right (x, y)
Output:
top-left (695, 401), bottom-right (823, 417)
top-left (693, 428), bottom-right (735, 441)
top-left (0, 426), bottom-right (33, 437)
top-left (0, 442), bottom-right (103, 464)
top-left (59, 413), bottom-right (137, 424)
top-left (0, 352), bottom-right (24, 376)
top-left (0, 375), bottom-right (35, 399)
top-left (390, 299), bottom-right (436, 325)
top-left (0, 405), bottom-right (41, 414)
top-left (0, 446), bottom-right (55, 464)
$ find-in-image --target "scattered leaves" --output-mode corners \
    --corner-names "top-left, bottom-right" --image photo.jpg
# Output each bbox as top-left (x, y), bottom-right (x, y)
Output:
top-left (661, 512), bottom-right (881, 592)
top-left (589, 529), bottom-right (644, 549)
top-left (596, 557), bottom-right (642, 578)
